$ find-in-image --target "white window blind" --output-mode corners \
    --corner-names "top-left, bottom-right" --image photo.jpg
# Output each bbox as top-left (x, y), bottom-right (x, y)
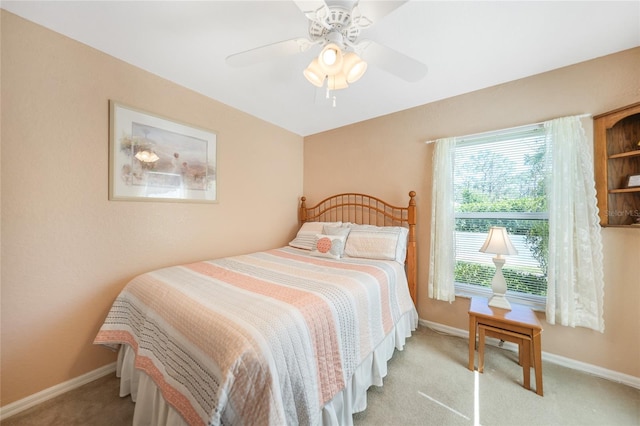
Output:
top-left (453, 124), bottom-right (548, 307)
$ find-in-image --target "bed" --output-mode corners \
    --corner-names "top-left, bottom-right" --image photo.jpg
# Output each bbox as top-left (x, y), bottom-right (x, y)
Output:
top-left (94, 192), bottom-right (418, 426)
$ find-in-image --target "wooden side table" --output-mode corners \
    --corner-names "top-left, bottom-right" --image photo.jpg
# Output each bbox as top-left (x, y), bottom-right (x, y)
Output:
top-left (468, 296), bottom-right (544, 396)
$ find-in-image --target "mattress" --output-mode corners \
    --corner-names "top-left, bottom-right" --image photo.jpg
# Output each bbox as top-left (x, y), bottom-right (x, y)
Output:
top-left (95, 246), bottom-right (417, 425)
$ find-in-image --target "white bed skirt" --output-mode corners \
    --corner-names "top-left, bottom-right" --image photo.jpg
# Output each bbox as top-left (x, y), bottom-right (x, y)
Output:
top-left (117, 309), bottom-right (418, 426)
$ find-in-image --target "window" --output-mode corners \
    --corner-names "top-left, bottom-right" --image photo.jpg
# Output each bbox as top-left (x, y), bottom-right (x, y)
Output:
top-left (453, 125), bottom-right (548, 309)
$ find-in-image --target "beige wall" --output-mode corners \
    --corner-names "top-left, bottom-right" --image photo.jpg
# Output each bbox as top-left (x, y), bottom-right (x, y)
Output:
top-left (304, 47), bottom-right (640, 378)
top-left (0, 11), bottom-right (303, 406)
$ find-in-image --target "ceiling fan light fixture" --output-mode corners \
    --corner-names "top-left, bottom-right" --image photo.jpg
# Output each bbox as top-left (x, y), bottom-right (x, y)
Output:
top-left (303, 58), bottom-right (325, 87)
top-left (318, 43), bottom-right (344, 74)
top-left (327, 72), bottom-right (349, 91)
top-left (322, 48), bottom-right (337, 65)
top-left (342, 52), bottom-right (367, 83)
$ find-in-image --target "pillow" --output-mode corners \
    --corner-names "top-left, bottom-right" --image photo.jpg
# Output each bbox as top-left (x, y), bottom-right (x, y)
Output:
top-left (289, 221), bottom-right (342, 250)
top-left (310, 234), bottom-right (346, 259)
top-left (344, 224), bottom-right (409, 263)
top-left (323, 225), bottom-right (351, 238)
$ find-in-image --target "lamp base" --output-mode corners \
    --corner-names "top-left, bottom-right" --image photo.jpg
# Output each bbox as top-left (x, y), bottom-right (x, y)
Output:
top-left (488, 255), bottom-right (511, 310)
top-left (488, 294), bottom-right (512, 310)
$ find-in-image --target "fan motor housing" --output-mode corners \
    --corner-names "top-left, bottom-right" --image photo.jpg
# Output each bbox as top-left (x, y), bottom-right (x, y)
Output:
top-left (308, 6), bottom-right (360, 45)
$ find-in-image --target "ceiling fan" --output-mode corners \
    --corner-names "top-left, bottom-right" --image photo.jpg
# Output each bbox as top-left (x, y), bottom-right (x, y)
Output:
top-left (225, 0), bottom-right (428, 92)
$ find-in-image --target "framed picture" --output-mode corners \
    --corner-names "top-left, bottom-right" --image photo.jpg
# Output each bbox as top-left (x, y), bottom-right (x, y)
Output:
top-left (627, 174), bottom-right (640, 188)
top-left (109, 101), bottom-right (217, 202)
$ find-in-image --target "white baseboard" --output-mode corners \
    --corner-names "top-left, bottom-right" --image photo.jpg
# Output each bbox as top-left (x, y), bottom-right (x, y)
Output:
top-left (420, 318), bottom-right (640, 390)
top-left (0, 362), bottom-right (117, 421)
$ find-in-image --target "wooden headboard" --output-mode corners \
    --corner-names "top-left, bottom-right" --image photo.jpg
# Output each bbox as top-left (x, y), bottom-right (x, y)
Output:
top-left (299, 191), bottom-right (417, 305)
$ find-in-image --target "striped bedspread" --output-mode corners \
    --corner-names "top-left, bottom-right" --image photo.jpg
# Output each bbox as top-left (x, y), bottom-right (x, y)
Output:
top-left (94, 246), bottom-right (416, 426)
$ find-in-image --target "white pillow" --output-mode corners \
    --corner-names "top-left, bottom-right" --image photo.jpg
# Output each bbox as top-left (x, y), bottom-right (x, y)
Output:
top-left (289, 221), bottom-right (342, 250)
top-left (310, 234), bottom-right (347, 259)
top-left (322, 225), bottom-right (351, 238)
top-left (344, 224), bottom-right (409, 263)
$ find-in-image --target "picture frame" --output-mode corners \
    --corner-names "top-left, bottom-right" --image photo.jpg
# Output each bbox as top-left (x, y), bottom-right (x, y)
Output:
top-left (109, 101), bottom-right (217, 203)
top-left (627, 174), bottom-right (640, 188)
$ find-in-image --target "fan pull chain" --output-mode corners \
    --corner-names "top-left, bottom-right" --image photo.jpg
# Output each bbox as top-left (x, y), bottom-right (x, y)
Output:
top-left (325, 86), bottom-right (337, 107)
top-left (324, 85), bottom-right (337, 107)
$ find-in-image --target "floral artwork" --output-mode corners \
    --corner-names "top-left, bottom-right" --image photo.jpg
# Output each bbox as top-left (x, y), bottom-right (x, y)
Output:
top-left (109, 102), bottom-right (217, 202)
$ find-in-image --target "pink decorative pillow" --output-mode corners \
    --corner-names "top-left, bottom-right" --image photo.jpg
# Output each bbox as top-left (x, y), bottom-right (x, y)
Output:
top-left (289, 222), bottom-right (342, 250)
top-left (310, 234), bottom-right (347, 259)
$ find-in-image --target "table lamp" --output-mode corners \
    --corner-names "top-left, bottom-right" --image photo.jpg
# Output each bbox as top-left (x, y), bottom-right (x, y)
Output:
top-left (479, 226), bottom-right (518, 310)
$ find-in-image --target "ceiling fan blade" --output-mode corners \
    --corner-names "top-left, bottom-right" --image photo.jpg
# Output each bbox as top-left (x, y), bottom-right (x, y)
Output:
top-left (226, 38), bottom-right (316, 67)
top-left (352, 0), bottom-right (408, 28)
top-left (292, 1), bottom-right (330, 21)
top-left (358, 39), bottom-right (427, 82)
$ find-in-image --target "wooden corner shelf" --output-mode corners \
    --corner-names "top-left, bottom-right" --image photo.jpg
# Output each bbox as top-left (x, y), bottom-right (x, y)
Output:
top-left (609, 187), bottom-right (640, 194)
top-left (594, 102), bottom-right (640, 227)
top-left (609, 149), bottom-right (640, 159)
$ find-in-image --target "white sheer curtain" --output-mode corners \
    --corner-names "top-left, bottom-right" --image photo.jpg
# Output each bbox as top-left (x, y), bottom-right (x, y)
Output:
top-left (544, 116), bottom-right (605, 332)
top-left (428, 137), bottom-right (457, 302)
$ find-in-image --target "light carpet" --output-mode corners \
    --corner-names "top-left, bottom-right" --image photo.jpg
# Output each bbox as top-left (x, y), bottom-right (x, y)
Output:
top-left (3, 326), bottom-right (638, 425)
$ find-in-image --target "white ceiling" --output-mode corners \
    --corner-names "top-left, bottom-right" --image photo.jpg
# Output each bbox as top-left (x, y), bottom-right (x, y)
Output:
top-left (3, 1), bottom-right (639, 136)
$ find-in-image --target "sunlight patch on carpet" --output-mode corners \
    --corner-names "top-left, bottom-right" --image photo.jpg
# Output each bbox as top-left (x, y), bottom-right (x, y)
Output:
top-left (418, 391), bottom-right (470, 421)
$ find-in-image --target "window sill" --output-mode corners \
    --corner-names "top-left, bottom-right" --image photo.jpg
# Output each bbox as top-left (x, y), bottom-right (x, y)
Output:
top-left (455, 283), bottom-right (546, 312)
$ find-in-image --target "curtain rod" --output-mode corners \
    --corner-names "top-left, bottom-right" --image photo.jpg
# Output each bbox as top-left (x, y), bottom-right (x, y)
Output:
top-left (424, 113), bottom-right (592, 145)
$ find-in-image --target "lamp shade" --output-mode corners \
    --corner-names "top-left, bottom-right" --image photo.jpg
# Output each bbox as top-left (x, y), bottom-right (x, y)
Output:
top-left (303, 58), bottom-right (325, 87)
top-left (342, 52), bottom-right (367, 83)
top-left (479, 226), bottom-right (518, 256)
top-left (318, 43), bottom-right (344, 75)
top-left (327, 72), bottom-right (348, 90)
